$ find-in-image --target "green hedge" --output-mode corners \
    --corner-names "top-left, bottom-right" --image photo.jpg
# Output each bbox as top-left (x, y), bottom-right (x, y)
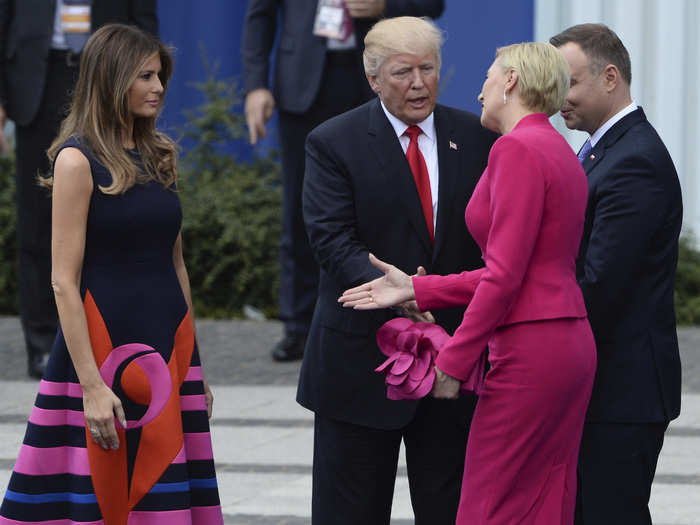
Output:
top-left (674, 235), bottom-right (700, 325)
top-left (177, 72), bottom-right (281, 318)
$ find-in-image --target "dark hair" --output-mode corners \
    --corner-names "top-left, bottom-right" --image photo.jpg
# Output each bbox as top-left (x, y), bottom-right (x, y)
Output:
top-left (47, 24), bottom-right (177, 194)
top-left (550, 23), bottom-right (631, 85)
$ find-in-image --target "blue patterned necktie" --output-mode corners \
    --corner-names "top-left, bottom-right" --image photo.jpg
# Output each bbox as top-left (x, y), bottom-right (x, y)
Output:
top-left (577, 138), bottom-right (593, 163)
top-left (62, 0), bottom-right (92, 54)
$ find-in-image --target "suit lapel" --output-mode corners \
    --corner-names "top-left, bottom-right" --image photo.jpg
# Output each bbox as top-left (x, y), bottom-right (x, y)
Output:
top-left (432, 105), bottom-right (459, 263)
top-left (582, 108), bottom-right (647, 175)
top-left (367, 100), bottom-right (432, 255)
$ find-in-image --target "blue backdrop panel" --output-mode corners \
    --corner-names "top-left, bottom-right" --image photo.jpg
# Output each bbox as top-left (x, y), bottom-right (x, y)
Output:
top-left (437, 2), bottom-right (534, 114)
top-left (157, 0), bottom-right (259, 158)
top-left (156, 1), bottom-right (534, 159)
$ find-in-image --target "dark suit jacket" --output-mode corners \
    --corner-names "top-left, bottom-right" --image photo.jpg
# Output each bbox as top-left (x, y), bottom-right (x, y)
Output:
top-left (0, 0), bottom-right (158, 126)
top-left (298, 99), bottom-right (497, 429)
top-left (578, 107), bottom-right (682, 423)
top-left (241, 0), bottom-right (444, 115)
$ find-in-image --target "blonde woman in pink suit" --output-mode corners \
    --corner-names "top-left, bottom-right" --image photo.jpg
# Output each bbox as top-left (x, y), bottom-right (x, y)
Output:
top-left (341, 42), bottom-right (596, 524)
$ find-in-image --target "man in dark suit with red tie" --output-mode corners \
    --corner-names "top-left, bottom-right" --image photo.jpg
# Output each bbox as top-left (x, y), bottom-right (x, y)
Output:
top-left (551, 23), bottom-right (683, 525)
top-left (241, 0), bottom-right (444, 362)
top-left (298, 16), bottom-right (497, 525)
top-left (0, 0), bottom-right (158, 378)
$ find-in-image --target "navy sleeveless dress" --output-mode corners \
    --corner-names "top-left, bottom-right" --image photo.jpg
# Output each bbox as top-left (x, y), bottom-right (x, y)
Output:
top-left (0, 137), bottom-right (224, 525)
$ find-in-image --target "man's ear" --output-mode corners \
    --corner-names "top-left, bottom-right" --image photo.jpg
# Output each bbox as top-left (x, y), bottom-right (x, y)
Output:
top-left (367, 73), bottom-right (380, 95)
top-left (602, 64), bottom-right (621, 92)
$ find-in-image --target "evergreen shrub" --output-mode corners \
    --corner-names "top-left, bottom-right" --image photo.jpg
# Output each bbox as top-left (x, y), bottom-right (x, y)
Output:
top-left (177, 69), bottom-right (282, 318)
top-left (675, 234), bottom-right (700, 325)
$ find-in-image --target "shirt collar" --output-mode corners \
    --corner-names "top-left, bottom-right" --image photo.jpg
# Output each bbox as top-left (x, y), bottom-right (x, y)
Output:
top-left (590, 101), bottom-right (638, 147)
top-left (380, 100), bottom-right (435, 143)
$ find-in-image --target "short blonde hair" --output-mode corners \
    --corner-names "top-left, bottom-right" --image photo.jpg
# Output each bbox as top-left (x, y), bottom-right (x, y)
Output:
top-left (496, 42), bottom-right (570, 116)
top-left (363, 16), bottom-right (443, 77)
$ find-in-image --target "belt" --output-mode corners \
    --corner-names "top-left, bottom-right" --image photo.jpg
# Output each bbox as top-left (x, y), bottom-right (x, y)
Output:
top-left (49, 48), bottom-right (81, 67)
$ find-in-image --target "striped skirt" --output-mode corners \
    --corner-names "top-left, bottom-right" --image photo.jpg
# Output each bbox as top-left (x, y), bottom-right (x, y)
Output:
top-left (0, 301), bottom-right (224, 525)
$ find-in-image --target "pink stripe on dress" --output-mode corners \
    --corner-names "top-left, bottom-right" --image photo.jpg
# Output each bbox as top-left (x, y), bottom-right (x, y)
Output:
top-left (180, 394), bottom-right (206, 412)
top-left (184, 366), bottom-right (203, 382)
top-left (191, 505), bottom-right (225, 525)
top-left (0, 516), bottom-right (105, 525)
top-left (38, 380), bottom-right (82, 398)
top-left (29, 407), bottom-right (85, 427)
top-left (172, 446), bottom-right (186, 464)
top-left (183, 433), bottom-right (214, 460)
top-left (127, 507), bottom-right (221, 525)
top-left (14, 445), bottom-right (90, 476)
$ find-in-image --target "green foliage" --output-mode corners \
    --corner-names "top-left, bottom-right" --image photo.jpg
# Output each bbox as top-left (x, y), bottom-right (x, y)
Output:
top-left (0, 151), bottom-right (17, 314)
top-left (177, 67), bottom-right (281, 318)
top-left (675, 234), bottom-right (700, 325)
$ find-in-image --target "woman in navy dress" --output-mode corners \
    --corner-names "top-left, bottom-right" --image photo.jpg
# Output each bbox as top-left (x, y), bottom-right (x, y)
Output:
top-left (0, 24), bottom-right (223, 525)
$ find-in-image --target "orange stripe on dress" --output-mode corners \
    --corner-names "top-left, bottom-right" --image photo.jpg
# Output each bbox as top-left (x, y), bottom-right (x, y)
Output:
top-left (127, 309), bottom-right (195, 510)
top-left (82, 292), bottom-right (197, 523)
top-left (83, 290), bottom-right (129, 525)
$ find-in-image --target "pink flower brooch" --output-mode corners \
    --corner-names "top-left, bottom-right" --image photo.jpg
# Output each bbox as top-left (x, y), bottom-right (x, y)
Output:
top-left (375, 317), bottom-right (486, 400)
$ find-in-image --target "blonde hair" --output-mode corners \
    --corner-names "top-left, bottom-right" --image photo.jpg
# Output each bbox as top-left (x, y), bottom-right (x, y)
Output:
top-left (363, 16), bottom-right (443, 77)
top-left (47, 24), bottom-right (177, 194)
top-left (496, 42), bottom-right (570, 116)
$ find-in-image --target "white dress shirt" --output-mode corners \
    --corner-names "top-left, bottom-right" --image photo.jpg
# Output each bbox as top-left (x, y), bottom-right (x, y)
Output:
top-left (380, 101), bottom-right (439, 232)
top-left (590, 101), bottom-right (638, 148)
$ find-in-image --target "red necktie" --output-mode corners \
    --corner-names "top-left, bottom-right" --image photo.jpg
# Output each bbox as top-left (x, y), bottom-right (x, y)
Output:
top-left (404, 125), bottom-right (434, 242)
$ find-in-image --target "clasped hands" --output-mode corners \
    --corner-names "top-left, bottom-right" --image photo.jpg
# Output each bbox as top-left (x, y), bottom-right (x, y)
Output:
top-left (338, 254), bottom-right (461, 399)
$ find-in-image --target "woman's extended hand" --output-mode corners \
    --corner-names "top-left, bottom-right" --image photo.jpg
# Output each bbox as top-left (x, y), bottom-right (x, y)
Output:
top-left (82, 382), bottom-right (126, 450)
top-left (339, 254), bottom-right (416, 309)
top-left (431, 366), bottom-right (461, 399)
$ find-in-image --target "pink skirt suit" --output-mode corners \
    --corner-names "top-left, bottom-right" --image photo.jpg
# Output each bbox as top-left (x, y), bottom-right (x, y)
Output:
top-left (412, 113), bottom-right (596, 524)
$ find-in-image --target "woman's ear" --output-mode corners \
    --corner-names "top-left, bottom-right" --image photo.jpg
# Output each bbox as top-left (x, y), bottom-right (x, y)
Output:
top-left (504, 68), bottom-right (519, 96)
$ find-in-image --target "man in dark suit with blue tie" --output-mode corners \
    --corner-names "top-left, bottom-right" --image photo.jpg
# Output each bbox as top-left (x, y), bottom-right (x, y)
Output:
top-left (551, 23), bottom-right (683, 525)
top-left (298, 16), bottom-right (497, 525)
top-left (241, 0), bottom-right (444, 362)
top-left (0, 0), bottom-right (158, 378)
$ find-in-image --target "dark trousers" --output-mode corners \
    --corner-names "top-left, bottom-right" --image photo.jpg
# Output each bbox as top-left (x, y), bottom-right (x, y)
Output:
top-left (575, 421), bottom-right (668, 525)
top-left (15, 52), bottom-right (77, 365)
top-left (277, 51), bottom-right (372, 336)
top-left (312, 395), bottom-right (477, 525)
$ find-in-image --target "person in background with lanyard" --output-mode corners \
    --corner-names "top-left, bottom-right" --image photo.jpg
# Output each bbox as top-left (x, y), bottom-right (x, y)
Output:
top-left (0, 0), bottom-right (158, 378)
top-left (241, 0), bottom-right (444, 362)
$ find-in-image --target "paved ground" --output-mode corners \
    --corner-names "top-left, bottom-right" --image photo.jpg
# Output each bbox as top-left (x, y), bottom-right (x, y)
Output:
top-left (0, 315), bottom-right (698, 524)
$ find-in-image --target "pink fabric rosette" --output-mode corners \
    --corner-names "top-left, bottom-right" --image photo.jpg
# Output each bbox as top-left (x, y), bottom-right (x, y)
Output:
top-left (375, 318), bottom-right (486, 400)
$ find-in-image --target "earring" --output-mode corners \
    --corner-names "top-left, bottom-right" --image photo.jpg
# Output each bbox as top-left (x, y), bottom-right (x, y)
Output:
top-left (503, 89), bottom-right (507, 105)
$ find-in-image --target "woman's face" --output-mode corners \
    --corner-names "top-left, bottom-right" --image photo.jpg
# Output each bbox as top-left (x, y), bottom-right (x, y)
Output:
top-left (477, 58), bottom-right (507, 133)
top-left (128, 53), bottom-right (163, 119)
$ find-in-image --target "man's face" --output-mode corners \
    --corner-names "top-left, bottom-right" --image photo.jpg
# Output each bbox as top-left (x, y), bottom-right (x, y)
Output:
top-left (558, 42), bottom-right (609, 135)
top-left (367, 52), bottom-right (439, 125)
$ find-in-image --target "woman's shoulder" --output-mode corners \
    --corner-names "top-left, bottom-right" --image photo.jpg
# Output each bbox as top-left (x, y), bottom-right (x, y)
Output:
top-left (53, 144), bottom-right (93, 194)
top-left (53, 136), bottom-right (114, 187)
top-left (489, 131), bottom-right (533, 162)
top-left (55, 136), bottom-right (96, 163)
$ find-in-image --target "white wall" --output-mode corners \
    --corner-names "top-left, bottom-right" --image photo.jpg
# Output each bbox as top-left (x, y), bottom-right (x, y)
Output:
top-left (535, 0), bottom-right (700, 235)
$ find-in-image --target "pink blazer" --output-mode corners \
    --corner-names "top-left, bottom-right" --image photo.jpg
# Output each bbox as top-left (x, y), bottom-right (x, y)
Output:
top-left (412, 113), bottom-right (589, 380)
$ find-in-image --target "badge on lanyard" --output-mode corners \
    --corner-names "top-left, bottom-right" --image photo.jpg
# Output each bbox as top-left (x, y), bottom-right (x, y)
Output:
top-left (61, 0), bottom-right (92, 54)
top-left (313, 0), bottom-right (353, 41)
